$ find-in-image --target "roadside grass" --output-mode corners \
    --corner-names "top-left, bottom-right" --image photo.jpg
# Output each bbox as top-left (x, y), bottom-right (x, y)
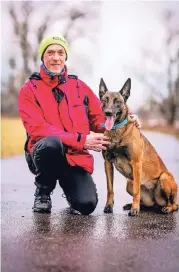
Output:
top-left (141, 125), bottom-right (179, 139)
top-left (1, 117), bottom-right (26, 158)
top-left (1, 117), bottom-right (179, 158)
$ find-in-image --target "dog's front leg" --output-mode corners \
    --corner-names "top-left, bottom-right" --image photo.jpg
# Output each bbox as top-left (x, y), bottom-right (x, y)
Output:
top-left (129, 161), bottom-right (142, 216)
top-left (104, 159), bottom-right (114, 213)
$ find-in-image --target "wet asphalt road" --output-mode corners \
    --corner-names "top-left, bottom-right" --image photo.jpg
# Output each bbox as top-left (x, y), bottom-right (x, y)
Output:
top-left (1, 131), bottom-right (179, 272)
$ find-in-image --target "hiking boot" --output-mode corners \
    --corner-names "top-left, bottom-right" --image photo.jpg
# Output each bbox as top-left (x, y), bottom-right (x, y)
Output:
top-left (33, 188), bottom-right (52, 213)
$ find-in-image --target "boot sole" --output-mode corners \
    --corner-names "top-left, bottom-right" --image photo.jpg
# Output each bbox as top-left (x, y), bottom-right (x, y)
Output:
top-left (33, 208), bottom-right (51, 213)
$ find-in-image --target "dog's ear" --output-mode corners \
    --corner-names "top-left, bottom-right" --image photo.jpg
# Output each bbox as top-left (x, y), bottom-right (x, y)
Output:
top-left (99, 78), bottom-right (108, 100)
top-left (120, 78), bottom-right (131, 102)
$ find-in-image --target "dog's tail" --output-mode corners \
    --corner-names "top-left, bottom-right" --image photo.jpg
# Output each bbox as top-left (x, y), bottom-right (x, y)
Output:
top-left (159, 171), bottom-right (178, 212)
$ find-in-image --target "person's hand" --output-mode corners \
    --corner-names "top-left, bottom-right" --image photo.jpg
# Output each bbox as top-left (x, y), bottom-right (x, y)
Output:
top-left (129, 114), bottom-right (141, 129)
top-left (84, 133), bottom-right (111, 152)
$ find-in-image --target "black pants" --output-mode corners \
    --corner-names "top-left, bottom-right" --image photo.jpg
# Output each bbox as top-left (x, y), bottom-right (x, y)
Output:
top-left (32, 136), bottom-right (98, 215)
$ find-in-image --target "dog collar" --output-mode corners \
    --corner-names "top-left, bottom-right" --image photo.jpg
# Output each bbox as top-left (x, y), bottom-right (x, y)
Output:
top-left (100, 116), bottom-right (128, 130)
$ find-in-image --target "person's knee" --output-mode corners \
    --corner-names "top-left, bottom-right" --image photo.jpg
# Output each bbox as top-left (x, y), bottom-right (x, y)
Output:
top-left (81, 198), bottom-right (98, 215)
top-left (32, 136), bottom-right (65, 173)
top-left (32, 136), bottom-right (64, 159)
top-left (34, 136), bottom-right (63, 152)
top-left (69, 194), bottom-right (98, 215)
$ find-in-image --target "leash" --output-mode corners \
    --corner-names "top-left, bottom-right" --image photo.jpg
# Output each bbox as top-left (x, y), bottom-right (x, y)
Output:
top-left (100, 116), bottom-right (128, 130)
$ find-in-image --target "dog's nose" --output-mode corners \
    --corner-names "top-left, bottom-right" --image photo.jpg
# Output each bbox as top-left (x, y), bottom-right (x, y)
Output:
top-left (105, 110), bottom-right (113, 116)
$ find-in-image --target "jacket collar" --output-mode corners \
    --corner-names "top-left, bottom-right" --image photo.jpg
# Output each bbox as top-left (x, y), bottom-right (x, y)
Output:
top-left (40, 65), bottom-right (68, 88)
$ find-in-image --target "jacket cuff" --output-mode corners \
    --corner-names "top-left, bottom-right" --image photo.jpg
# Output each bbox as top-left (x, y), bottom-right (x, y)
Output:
top-left (75, 133), bottom-right (86, 151)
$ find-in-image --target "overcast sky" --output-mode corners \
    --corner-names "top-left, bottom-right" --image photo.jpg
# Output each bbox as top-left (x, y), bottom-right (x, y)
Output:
top-left (1, 0), bottom-right (179, 111)
top-left (94, 0), bottom-right (179, 111)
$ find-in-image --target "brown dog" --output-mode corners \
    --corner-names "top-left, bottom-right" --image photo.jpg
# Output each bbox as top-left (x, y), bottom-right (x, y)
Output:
top-left (99, 78), bottom-right (178, 216)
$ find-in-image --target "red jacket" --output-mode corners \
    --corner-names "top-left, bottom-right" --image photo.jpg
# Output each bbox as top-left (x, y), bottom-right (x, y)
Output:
top-left (18, 66), bottom-right (105, 174)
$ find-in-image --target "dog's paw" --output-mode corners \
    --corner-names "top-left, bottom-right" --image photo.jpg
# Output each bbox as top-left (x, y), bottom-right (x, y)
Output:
top-left (128, 208), bottom-right (139, 216)
top-left (161, 206), bottom-right (171, 214)
top-left (104, 205), bottom-right (113, 213)
top-left (123, 203), bottom-right (132, 210)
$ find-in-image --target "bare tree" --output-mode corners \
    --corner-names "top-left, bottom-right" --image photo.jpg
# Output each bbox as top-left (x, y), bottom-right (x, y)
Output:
top-left (2, 1), bottom-right (101, 115)
top-left (134, 10), bottom-right (179, 127)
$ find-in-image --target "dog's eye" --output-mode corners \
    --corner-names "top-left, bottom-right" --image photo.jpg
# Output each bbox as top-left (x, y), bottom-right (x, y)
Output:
top-left (114, 98), bottom-right (120, 104)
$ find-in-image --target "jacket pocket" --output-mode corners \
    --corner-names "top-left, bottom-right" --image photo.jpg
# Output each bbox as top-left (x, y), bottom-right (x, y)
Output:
top-left (72, 104), bottom-right (89, 131)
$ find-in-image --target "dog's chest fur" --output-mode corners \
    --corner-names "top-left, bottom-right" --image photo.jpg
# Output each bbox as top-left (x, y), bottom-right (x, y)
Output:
top-left (103, 130), bottom-right (133, 180)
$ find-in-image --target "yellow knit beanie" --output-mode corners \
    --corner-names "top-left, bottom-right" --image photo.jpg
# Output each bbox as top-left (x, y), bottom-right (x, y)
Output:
top-left (39, 35), bottom-right (69, 60)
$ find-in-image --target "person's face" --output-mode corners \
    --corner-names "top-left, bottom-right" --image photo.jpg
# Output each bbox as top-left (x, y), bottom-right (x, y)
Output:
top-left (43, 44), bottom-right (66, 73)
